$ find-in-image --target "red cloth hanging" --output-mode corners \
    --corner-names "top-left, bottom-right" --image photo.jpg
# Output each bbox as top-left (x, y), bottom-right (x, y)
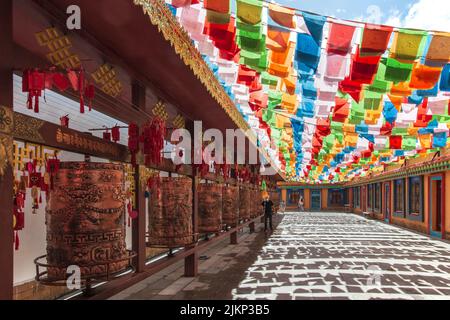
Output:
top-left (339, 77), bottom-right (363, 102)
top-left (332, 98), bottom-right (350, 122)
top-left (327, 22), bottom-right (356, 55)
top-left (349, 48), bottom-right (381, 84)
top-left (60, 115), bottom-right (69, 128)
top-left (111, 126), bottom-right (120, 142)
top-left (389, 135), bottom-right (402, 149)
top-left (204, 0), bottom-right (229, 13)
top-left (84, 84), bottom-right (95, 111)
top-left (53, 72), bottom-right (70, 91)
top-left (360, 24), bottom-right (393, 56)
top-left (22, 69), bottom-right (45, 113)
top-left (128, 123), bottom-right (140, 165)
top-left (237, 64), bottom-right (258, 87)
top-left (171, 0), bottom-right (199, 8)
top-left (103, 130), bottom-right (111, 141)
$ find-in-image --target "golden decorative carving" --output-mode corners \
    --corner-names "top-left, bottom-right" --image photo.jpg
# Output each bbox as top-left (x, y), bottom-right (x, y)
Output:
top-left (92, 64), bottom-right (123, 98)
top-left (152, 100), bottom-right (169, 121)
top-left (35, 27), bottom-right (81, 69)
top-left (13, 113), bottom-right (45, 143)
top-left (172, 114), bottom-right (185, 129)
top-left (0, 106), bottom-right (13, 134)
top-left (13, 141), bottom-right (59, 171)
top-left (0, 134), bottom-right (13, 177)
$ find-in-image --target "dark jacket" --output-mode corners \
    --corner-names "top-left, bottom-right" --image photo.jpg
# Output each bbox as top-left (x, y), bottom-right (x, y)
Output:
top-left (261, 200), bottom-right (274, 216)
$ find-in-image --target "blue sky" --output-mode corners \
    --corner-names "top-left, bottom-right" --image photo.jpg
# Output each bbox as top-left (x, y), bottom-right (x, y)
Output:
top-left (274, 0), bottom-right (450, 31)
top-left (276, 0), bottom-right (411, 21)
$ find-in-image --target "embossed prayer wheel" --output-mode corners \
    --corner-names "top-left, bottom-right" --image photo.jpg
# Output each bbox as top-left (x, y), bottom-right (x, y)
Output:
top-left (239, 186), bottom-right (251, 221)
top-left (148, 177), bottom-right (193, 247)
top-left (198, 183), bottom-right (222, 233)
top-left (46, 162), bottom-right (128, 280)
top-left (222, 185), bottom-right (239, 227)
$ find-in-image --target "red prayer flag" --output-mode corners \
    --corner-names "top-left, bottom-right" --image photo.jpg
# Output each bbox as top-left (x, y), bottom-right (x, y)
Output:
top-left (204, 0), bottom-right (229, 13)
top-left (327, 22), bottom-right (356, 55)
top-left (360, 24), bottom-right (393, 56)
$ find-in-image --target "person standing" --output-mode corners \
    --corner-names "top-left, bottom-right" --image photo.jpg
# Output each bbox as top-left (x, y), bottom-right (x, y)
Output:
top-left (298, 196), bottom-right (304, 211)
top-left (262, 195), bottom-right (274, 232)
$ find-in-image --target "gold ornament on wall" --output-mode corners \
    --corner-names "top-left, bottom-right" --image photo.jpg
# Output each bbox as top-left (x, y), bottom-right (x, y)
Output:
top-left (92, 64), bottom-right (123, 98)
top-left (35, 27), bottom-right (81, 69)
top-left (152, 100), bottom-right (169, 121)
top-left (0, 134), bottom-right (13, 178)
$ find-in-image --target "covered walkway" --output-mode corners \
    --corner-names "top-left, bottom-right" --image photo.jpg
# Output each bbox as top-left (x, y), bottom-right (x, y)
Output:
top-left (233, 212), bottom-right (450, 300)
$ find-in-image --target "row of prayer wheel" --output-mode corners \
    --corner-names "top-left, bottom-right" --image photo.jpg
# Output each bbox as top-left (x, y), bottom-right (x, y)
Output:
top-left (44, 162), bottom-right (276, 279)
top-left (148, 178), bottom-right (267, 248)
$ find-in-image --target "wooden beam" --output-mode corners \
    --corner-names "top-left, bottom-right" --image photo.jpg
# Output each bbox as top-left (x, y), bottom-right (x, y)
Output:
top-left (0, 0), bottom-right (14, 300)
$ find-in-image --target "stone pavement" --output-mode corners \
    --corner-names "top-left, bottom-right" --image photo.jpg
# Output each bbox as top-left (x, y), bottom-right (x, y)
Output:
top-left (233, 212), bottom-right (450, 300)
top-left (111, 212), bottom-right (450, 300)
top-left (109, 215), bottom-right (283, 300)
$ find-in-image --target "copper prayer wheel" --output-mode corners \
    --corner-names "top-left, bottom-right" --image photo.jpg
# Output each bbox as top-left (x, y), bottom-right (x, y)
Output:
top-left (147, 177), bottom-right (193, 247)
top-left (222, 185), bottom-right (239, 227)
top-left (239, 186), bottom-right (251, 221)
top-left (198, 183), bottom-right (222, 233)
top-left (46, 162), bottom-right (128, 280)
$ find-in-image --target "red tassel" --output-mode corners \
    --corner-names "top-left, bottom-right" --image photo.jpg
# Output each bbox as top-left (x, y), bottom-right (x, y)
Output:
top-left (79, 70), bottom-right (85, 114)
top-left (15, 231), bottom-right (19, 251)
top-left (39, 194), bottom-right (42, 203)
top-left (34, 94), bottom-right (39, 113)
top-left (27, 93), bottom-right (33, 110)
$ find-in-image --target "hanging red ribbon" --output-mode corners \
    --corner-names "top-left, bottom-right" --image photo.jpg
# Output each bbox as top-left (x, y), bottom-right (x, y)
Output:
top-left (22, 69), bottom-right (45, 113)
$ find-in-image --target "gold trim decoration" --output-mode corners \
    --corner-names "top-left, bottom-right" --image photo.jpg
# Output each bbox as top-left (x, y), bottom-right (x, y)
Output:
top-left (0, 106), bottom-right (13, 134)
top-left (91, 64), bottom-right (123, 98)
top-left (0, 134), bottom-right (13, 178)
top-left (133, 0), bottom-right (285, 180)
top-left (152, 100), bottom-right (169, 121)
top-left (35, 27), bottom-right (81, 69)
top-left (133, 0), bottom-right (249, 131)
top-left (12, 113), bottom-right (45, 143)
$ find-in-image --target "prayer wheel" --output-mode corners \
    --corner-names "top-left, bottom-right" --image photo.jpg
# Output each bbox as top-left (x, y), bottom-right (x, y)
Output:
top-left (46, 162), bottom-right (128, 280)
top-left (222, 185), bottom-right (239, 227)
top-left (239, 186), bottom-right (251, 221)
top-left (148, 177), bottom-right (193, 247)
top-left (198, 183), bottom-right (222, 233)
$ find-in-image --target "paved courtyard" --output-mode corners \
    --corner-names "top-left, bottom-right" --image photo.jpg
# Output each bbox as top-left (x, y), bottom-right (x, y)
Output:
top-left (233, 212), bottom-right (450, 300)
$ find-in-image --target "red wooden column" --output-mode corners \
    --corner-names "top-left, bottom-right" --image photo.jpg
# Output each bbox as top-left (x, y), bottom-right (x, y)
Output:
top-left (131, 83), bottom-right (146, 273)
top-left (230, 170), bottom-right (239, 245)
top-left (185, 121), bottom-right (198, 277)
top-left (0, 0), bottom-right (14, 300)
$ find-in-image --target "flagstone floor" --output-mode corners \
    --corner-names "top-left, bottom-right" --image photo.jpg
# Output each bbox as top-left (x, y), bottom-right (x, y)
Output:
top-left (111, 212), bottom-right (450, 300)
top-left (233, 212), bottom-right (450, 300)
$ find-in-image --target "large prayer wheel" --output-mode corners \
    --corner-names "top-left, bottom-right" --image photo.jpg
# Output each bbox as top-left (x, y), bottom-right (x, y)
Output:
top-left (46, 162), bottom-right (128, 280)
top-left (198, 183), bottom-right (222, 233)
top-left (239, 186), bottom-right (251, 221)
top-left (222, 185), bottom-right (239, 227)
top-left (147, 177), bottom-right (193, 247)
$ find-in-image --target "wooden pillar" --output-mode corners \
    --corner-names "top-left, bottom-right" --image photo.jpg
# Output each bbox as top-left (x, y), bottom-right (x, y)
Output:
top-left (0, 0), bottom-right (14, 300)
top-left (131, 83), bottom-right (146, 272)
top-left (185, 121), bottom-right (198, 277)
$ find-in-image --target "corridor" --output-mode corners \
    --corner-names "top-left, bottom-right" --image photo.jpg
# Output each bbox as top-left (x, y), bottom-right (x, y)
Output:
top-left (232, 212), bottom-right (450, 300)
